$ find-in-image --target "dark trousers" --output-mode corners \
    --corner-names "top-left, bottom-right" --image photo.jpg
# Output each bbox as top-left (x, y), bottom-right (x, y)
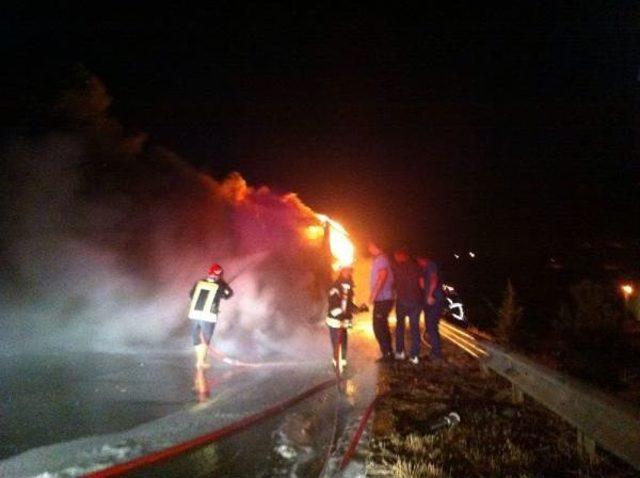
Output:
top-left (424, 296), bottom-right (443, 359)
top-left (329, 327), bottom-right (348, 360)
top-left (192, 320), bottom-right (216, 345)
top-left (373, 300), bottom-right (394, 356)
top-left (395, 302), bottom-right (422, 358)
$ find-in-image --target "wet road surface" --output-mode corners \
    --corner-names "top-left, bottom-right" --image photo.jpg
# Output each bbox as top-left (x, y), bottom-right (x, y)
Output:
top-left (0, 327), bottom-right (379, 477)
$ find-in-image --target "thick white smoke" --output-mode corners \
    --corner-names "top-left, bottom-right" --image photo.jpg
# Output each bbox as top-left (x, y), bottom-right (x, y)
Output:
top-left (0, 71), bottom-right (331, 360)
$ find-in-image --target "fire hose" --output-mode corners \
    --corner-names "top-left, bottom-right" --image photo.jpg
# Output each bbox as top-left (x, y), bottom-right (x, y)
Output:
top-left (339, 395), bottom-right (379, 471)
top-left (83, 378), bottom-right (338, 478)
top-left (213, 334), bottom-right (380, 471)
top-left (85, 324), bottom-right (376, 475)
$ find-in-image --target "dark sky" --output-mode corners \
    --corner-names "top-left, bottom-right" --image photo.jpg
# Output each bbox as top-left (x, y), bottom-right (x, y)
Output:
top-left (2, 2), bottom-right (639, 257)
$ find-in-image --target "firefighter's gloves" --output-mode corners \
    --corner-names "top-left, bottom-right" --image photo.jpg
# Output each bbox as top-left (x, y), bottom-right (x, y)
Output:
top-left (357, 303), bottom-right (369, 313)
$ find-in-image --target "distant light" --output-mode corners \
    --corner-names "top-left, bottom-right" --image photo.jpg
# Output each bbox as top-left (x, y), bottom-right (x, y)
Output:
top-left (620, 283), bottom-right (634, 298)
top-left (468, 251), bottom-right (476, 258)
top-left (453, 254), bottom-right (460, 259)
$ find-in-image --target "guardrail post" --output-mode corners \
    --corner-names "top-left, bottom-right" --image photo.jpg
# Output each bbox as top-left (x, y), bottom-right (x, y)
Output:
top-left (511, 383), bottom-right (524, 404)
top-left (442, 324), bottom-right (640, 471)
top-left (577, 430), bottom-right (598, 464)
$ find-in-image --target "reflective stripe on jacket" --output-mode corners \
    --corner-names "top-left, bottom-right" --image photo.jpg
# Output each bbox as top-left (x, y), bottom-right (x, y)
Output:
top-left (326, 317), bottom-right (353, 329)
top-left (188, 278), bottom-right (233, 322)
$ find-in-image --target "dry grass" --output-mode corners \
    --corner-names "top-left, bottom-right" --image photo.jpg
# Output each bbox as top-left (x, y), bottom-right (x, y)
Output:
top-left (403, 434), bottom-right (430, 455)
top-left (366, 343), bottom-right (638, 478)
top-left (391, 459), bottom-right (449, 478)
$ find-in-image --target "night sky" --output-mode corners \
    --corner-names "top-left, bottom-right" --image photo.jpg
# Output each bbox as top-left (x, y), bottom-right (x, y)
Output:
top-left (2, 2), bottom-right (638, 257)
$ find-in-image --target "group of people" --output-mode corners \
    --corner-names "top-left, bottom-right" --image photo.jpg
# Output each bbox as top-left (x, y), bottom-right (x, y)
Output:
top-left (324, 241), bottom-right (444, 369)
top-left (186, 243), bottom-right (444, 371)
top-left (370, 242), bottom-right (444, 365)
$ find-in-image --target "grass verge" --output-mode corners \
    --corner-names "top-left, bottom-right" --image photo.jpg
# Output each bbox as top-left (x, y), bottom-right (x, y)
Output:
top-left (366, 342), bottom-right (638, 478)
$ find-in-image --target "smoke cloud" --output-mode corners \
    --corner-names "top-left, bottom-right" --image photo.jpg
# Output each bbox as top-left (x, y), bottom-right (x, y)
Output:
top-left (0, 67), bottom-right (330, 359)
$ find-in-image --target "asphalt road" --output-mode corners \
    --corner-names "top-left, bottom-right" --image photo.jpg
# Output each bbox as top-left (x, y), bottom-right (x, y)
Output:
top-left (0, 327), bottom-right (379, 477)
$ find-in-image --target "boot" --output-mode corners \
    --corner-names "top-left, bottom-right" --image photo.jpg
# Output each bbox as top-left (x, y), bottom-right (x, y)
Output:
top-left (332, 357), bottom-right (348, 372)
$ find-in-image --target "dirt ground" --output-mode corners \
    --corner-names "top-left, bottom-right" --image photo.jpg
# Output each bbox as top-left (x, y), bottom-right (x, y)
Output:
top-left (365, 342), bottom-right (639, 478)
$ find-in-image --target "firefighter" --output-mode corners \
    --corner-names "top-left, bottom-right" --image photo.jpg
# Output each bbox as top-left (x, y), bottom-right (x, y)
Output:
top-left (188, 263), bottom-right (233, 369)
top-left (326, 266), bottom-right (366, 371)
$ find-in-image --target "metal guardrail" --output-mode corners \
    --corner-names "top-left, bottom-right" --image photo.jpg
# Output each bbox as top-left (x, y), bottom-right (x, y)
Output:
top-left (439, 321), bottom-right (640, 470)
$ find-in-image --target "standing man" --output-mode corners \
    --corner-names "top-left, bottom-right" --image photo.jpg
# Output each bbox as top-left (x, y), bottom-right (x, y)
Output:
top-left (368, 241), bottom-right (394, 361)
top-left (188, 263), bottom-right (234, 369)
top-left (418, 255), bottom-right (444, 362)
top-left (391, 249), bottom-right (424, 365)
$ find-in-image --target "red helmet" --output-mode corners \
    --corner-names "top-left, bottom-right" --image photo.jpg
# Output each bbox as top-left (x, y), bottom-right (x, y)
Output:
top-left (208, 263), bottom-right (223, 277)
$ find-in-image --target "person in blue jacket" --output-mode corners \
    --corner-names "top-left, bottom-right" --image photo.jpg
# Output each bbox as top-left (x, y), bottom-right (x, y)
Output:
top-left (418, 255), bottom-right (444, 362)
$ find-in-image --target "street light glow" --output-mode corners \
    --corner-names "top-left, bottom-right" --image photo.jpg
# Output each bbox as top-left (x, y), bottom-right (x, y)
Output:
top-left (620, 283), bottom-right (634, 298)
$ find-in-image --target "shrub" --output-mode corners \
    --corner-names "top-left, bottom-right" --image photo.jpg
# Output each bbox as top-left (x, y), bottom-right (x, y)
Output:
top-left (554, 279), bottom-right (632, 389)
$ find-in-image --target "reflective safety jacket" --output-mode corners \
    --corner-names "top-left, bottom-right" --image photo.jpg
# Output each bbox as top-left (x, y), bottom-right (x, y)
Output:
top-left (188, 278), bottom-right (233, 322)
top-left (326, 278), bottom-right (358, 329)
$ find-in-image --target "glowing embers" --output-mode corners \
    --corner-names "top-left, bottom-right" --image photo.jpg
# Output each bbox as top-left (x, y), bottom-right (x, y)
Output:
top-left (307, 213), bottom-right (355, 271)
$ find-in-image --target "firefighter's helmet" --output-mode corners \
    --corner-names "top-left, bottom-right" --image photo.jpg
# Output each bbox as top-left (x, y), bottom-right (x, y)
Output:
top-left (208, 263), bottom-right (224, 278)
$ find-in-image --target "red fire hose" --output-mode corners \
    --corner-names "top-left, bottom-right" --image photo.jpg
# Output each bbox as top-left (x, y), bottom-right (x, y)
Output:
top-left (339, 395), bottom-right (379, 471)
top-left (84, 378), bottom-right (338, 478)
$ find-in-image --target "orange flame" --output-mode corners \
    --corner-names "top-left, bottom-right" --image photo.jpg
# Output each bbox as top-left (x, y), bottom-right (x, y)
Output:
top-left (304, 224), bottom-right (325, 241)
top-left (306, 214), bottom-right (355, 270)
